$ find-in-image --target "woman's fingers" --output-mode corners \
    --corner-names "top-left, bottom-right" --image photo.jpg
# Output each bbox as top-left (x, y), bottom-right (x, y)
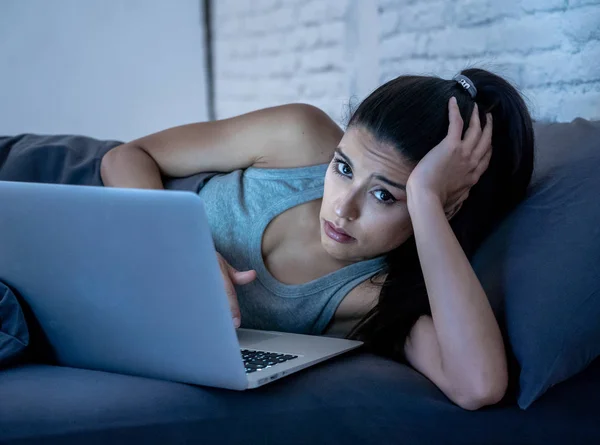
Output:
top-left (231, 269), bottom-right (257, 285)
top-left (226, 270), bottom-right (256, 328)
top-left (217, 252), bottom-right (243, 327)
top-left (462, 103), bottom-right (482, 154)
top-left (222, 267), bottom-right (242, 327)
top-left (472, 113), bottom-right (493, 162)
top-left (447, 97), bottom-right (464, 144)
top-left (473, 143), bottom-right (493, 178)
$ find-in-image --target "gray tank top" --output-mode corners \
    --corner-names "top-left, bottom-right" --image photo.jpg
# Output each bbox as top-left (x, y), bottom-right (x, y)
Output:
top-left (198, 163), bottom-right (387, 335)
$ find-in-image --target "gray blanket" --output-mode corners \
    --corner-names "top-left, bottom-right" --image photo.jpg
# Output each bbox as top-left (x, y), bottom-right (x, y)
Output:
top-left (0, 133), bottom-right (219, 191)
top-left (0, 282), bottom-right (28, 367)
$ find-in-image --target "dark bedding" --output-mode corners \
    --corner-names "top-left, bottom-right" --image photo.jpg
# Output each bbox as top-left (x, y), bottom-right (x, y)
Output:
top-left (1, 353), bottom-right (599, 445)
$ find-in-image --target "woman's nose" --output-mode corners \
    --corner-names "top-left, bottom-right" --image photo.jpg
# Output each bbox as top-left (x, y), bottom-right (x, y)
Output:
top-left (335, 191), bottom-right (360, 221)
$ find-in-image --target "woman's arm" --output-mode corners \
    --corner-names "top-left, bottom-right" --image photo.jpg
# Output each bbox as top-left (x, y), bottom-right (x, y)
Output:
top-left (404, 190), bottom-right (507, 410)
top-left (101, 103), bottom-right (342, 189)
top-left (402, 98), bottom-right (507, 410)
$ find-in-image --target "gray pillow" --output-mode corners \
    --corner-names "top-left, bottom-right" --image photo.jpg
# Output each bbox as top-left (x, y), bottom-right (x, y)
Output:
top-left (0, 281), bottom-right (29, 367)
top-left (472, 152), bottom-right (600, 409)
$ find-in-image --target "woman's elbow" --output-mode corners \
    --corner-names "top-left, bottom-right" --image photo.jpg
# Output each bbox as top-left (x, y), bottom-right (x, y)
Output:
top-left (454, 373), bottom-right (508, 411)
top-left (100, 145), bottom-right (125, 181)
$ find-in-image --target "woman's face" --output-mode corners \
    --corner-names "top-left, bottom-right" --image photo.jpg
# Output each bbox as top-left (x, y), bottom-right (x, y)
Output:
top-left (319, 126), bottom-right (415, 263)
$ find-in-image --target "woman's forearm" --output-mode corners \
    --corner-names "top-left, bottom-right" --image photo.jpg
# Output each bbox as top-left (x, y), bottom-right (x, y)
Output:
top-left (100, 144), bottom-right (165, 189)
top-left (407, 188), bottom-right (508, 397)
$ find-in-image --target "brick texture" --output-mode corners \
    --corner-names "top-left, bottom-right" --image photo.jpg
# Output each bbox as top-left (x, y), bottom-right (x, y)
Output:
top-left (213, 0), bottom-right (351, 122)
top-left (212, 0), bottom-right (600, 123)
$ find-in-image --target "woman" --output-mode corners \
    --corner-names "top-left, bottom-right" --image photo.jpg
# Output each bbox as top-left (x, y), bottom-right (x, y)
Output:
top-left (10, 67), bottom-right (535, 410)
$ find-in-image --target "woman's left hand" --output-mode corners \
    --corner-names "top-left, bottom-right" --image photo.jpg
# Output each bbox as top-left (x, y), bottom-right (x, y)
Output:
top-left (406, 97), bottom-right (493, 218)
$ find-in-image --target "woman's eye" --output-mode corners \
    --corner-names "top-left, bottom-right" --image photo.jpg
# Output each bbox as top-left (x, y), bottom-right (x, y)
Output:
top-left (334, 159), bottom-right (352, 176)
top-left (373, 190), bottom-right (396, 204)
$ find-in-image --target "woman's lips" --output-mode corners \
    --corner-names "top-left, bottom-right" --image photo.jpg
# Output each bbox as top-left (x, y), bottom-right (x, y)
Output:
top-left (324, 220), bottom-right (355, 244)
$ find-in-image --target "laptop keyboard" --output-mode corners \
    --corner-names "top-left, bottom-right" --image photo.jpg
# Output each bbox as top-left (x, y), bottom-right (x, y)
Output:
top-left (241, 349), bottom-right (298, 374)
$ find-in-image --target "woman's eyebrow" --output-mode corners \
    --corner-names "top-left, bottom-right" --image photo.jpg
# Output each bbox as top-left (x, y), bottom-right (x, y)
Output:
top-left (334, 147), bottom-right (406, 191)
top-left (334, 147), bottom-right (353, 168)
top-left (372, 174), bottom-right (406, 191)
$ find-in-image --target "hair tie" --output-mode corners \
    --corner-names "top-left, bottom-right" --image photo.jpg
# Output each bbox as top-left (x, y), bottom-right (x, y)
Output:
top-left (453, 74), bottom-right (477, 99)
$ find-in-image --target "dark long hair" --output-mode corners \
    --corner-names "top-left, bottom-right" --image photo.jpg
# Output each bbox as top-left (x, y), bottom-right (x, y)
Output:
top-left (345, 68), bottom-right (535, 363)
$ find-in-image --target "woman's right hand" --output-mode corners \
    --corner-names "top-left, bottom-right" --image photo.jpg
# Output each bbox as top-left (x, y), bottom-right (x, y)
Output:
top-left (216, 252), bottom-right (257, 328)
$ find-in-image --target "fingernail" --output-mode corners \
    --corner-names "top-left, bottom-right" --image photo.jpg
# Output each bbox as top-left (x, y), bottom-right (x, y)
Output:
top-left (451, 96), bottom-right (457, 104)
top-left (233, 317), bottom-right (240, 328)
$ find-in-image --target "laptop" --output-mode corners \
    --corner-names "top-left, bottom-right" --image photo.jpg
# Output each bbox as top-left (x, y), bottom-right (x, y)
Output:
top-left (0, 180), bottom-right (363, 390)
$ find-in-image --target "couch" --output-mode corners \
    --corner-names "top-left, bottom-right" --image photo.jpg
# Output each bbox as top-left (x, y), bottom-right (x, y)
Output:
top-left (1, 118), bottom-right (600, 444)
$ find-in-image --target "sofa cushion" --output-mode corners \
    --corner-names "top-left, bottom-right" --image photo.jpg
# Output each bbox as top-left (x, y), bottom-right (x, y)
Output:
top-left (1, 354), bottom-right (600, 445)
top-left (531, 118), bottom-right (600, 185)
top-left (472, 119), bottom-right (600, 409)
top-left (0, 282), bottom-right (29, 367)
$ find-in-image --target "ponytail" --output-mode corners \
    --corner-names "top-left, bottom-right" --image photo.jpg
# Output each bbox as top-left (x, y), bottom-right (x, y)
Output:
top-left (461, 68), bottom-right (535, 212)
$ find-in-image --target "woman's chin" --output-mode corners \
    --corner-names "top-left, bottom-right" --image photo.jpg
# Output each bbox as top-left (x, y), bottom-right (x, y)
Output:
top-left (320, 236), bottom-right (355, 262)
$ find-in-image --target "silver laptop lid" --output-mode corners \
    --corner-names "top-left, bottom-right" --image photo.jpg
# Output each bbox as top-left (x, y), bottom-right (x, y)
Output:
top-left (0, 181), bottom-right (247, 389)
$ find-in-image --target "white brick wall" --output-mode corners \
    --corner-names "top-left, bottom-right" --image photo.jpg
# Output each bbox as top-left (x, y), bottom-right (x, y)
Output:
top-left (379, 0), bottom-right (600, 122)
top-left (212, 0), bottom-right (600, 123)
top-left (213, 0), bottom-right (352, 123)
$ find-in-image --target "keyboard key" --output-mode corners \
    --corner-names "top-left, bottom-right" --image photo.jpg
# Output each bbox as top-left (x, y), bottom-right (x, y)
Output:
top-left (241, 348), bottom-right (299, 374)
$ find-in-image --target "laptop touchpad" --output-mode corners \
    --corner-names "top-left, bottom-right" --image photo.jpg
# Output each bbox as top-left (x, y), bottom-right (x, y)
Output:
top-left (237, 330), bottom-right (282, 348)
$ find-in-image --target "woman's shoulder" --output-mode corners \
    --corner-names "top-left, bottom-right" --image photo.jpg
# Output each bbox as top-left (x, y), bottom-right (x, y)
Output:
top-left (322, 272), bottom-right (388, 337)
top-left (251, 103), bottom-right (344, 169)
